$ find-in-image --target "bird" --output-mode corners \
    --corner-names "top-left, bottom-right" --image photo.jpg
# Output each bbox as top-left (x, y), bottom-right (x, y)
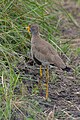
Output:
top-left (26, 24), bottom-right (71, 100)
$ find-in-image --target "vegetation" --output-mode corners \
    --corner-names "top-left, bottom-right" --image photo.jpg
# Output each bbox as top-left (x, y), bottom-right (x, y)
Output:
top-left (0, 0), bottom-right (80, 120)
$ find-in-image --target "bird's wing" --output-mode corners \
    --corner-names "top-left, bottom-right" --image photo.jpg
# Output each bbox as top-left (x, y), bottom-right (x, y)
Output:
top-left (32, 44), bottom-right (49, 63)
top-left (32, 39), bottom-right (66, 69)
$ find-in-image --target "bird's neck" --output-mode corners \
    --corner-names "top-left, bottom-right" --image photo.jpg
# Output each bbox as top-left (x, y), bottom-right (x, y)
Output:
top-left (32, 33), bottom-right (40, 41)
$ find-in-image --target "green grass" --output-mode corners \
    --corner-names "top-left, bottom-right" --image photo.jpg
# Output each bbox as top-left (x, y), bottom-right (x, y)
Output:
top-left (0, 0), bottom-right (79, 119)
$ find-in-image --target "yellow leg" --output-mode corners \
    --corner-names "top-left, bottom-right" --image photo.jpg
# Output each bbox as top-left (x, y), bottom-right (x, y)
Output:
top-left (40, 65), bottom-right (42, 78)
top-left (45, 66), bottom-right (49, 99)
top-left (38, 65), bottom-right (42, 88)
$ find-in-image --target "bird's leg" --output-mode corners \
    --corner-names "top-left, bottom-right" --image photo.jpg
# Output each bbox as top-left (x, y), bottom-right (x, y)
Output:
top-left (38, 65), bottom-right (42, 92)
top-left (45, 66), bottom-right (49, 99)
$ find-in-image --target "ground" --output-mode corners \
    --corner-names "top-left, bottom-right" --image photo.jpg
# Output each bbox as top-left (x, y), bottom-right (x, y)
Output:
top-left (12, 1), bottom-right (80, 120)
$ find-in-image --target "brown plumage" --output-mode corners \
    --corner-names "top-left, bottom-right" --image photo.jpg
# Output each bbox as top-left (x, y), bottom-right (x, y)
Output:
top-left (26, 24), bottom-right (71, 99)
top-left (28, 24), bottom-right (70, 71)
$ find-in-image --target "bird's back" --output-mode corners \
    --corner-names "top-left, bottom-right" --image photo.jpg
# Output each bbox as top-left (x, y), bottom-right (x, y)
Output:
top-left (31, 35), bottom-right (66, 69)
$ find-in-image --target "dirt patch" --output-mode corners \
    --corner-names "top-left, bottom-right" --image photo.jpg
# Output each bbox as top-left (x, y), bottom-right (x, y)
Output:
top-left (14, 54), bottom-right (80, 120)
top-left (59, 0), bottom-right (80, 39)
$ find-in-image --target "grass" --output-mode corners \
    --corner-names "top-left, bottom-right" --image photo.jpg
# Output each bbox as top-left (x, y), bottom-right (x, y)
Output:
top-left (0, 0), bottom-right (80, 119)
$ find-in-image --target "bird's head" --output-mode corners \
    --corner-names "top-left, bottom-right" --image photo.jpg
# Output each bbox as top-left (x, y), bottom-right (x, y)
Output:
top-left (26, 24), bottom-right (39, 35)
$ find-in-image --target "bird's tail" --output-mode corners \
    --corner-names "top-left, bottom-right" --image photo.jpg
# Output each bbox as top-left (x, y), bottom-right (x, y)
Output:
top-left (62, 66), bottom-right (71, 72)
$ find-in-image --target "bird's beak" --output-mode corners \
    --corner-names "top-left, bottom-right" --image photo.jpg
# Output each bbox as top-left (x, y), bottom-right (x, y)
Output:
top-left (26, 26), bottom-right (30, 33)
